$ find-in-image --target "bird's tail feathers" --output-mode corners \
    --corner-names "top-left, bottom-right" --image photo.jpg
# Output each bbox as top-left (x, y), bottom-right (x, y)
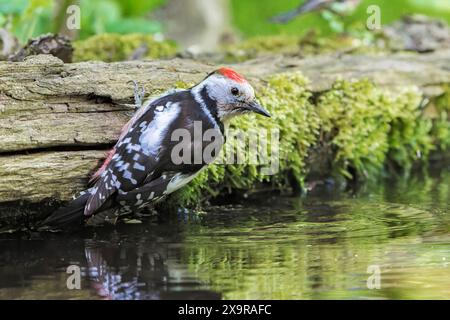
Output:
top-left (40, 192), bottom-right (90, 229)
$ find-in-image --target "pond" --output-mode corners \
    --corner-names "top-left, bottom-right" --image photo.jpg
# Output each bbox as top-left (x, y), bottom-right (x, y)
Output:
top-left (0, 166), bottom-right (449, 300)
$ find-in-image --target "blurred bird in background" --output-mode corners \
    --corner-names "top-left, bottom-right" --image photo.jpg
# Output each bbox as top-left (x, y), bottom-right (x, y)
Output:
top-left (271, 0), bottom-right (362, 24)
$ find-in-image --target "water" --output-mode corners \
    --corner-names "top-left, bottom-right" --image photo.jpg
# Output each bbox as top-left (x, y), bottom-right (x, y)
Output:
top-left (0, 167), bottom-right (449, 300)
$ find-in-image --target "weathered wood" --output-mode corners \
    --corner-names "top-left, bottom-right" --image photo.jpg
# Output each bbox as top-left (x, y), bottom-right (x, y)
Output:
top-left (0, 150), bottom-right (104, 202)
top-left (0, 51), bottom-right (449, 204)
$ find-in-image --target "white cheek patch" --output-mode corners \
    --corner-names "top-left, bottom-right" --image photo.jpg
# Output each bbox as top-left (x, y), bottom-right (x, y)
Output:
top-left (243, 82), bottom-right (255, 100)
top-left (139, 102), bottom-right (181, 159)
top-left (203, 76), bottom-right (230, 103)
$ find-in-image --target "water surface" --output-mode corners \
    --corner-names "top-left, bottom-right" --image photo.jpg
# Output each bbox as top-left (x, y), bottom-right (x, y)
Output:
top-left (0, 167), bottom-right (449, 299)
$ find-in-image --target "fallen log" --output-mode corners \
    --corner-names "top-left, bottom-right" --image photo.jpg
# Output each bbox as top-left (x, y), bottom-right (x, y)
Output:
top-left (0, 50), bottom-right (449, 206)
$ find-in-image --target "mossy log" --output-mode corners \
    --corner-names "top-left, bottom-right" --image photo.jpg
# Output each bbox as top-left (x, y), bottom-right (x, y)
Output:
top-left (0, 51), bottom-right (449, 206)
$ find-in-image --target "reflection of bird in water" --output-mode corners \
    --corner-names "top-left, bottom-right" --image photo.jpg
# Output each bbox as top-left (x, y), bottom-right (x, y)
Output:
top-left (83, 238), bottom-right (221, 300)
top-left (84, 242), bottom-right (167, 300)
top-left (271, 0), bottom-right (361, 24)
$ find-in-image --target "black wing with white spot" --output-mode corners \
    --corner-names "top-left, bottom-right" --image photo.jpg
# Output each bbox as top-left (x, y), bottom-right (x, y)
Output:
top-left (84, 91), bottom-right (190, 217)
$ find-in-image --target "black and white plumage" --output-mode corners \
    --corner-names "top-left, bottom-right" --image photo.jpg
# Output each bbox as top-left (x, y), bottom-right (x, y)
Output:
top-left (43, 68), bottom-right (270, 228)
top-left (270, 0), bottom-right (361, 24)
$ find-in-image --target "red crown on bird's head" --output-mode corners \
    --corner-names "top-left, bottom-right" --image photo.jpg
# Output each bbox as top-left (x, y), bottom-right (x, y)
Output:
top-left (216, 67), bottom-right (247, 83)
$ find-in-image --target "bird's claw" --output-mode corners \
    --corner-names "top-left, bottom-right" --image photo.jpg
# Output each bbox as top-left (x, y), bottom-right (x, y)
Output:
top-left (131, 80), bottom-right (145, 109)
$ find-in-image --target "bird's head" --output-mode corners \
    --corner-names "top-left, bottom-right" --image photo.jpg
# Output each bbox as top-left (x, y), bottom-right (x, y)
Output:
top-left (192, 67), bottom-right (270, 122)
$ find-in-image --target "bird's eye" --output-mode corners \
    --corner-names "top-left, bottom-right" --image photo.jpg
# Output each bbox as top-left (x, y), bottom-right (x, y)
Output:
top-left (231, 87), bottom-right (239, 96)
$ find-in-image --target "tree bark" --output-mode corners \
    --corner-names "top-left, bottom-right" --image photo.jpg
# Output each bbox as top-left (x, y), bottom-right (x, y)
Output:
top-left (0, 51), bottom-right (449, 204)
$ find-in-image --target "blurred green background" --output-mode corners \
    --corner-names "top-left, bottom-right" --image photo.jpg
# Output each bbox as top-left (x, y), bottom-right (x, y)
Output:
top-left (231, 0), bottom-right (450, 36)
top-left (0, 0), bottom-right (449, 44)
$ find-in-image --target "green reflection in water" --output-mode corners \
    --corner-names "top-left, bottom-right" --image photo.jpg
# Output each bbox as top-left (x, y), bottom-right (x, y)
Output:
top-left (0, 168), bottom-right (448, 300)
top-left (178, 169), bottom-right (450, 299)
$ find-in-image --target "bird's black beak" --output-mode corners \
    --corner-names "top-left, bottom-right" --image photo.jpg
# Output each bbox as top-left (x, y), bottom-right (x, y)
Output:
top-left (246, 100), bottom-right (271, 117)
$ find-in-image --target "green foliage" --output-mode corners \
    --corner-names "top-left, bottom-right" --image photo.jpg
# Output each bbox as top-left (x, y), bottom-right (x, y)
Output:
top-left (0, 0), bottom-right (166, 43)
top-left (115, 0), bottom-right (165, 17)
top-left (230, 0), bottom-right (450, 38)
top-left (72, 33), bottom-right (177, 62)
top-left (0, 0), bottom-right (54, 43)
top-left (77, 0), bottom-right (163, 39)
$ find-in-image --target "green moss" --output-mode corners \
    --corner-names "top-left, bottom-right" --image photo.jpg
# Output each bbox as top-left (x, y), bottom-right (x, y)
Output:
top-left (317, 80), bottom-right (432, 178)
top-left (432, 113), bottom-right (450, 151)
top-left (435, 85), bottom-right (450, 112)
top-left (431, 85), bottom-right (450, 151)
top-left (164, 76), bottom-right (448, 209)
top-left (254, 73), bottom-right (320, 185)
top-left (223, 34), bottom-right (384, 63)
top-left (174, 80), bottom-right (193, 90)
top-left (223, 35), bottom-right (301, 62)
top-left (73, 33), bottom-right (177, 62)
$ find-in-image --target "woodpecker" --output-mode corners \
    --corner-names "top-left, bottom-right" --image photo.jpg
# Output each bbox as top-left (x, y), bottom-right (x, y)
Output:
top-left (271, 0), bottom-right (361, 24)
top-left (43, 68), bottom-right (270, 228)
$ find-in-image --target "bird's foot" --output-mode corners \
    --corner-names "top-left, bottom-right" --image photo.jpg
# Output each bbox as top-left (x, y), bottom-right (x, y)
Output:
top-left (128, 80), bottom-right (146, 110)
